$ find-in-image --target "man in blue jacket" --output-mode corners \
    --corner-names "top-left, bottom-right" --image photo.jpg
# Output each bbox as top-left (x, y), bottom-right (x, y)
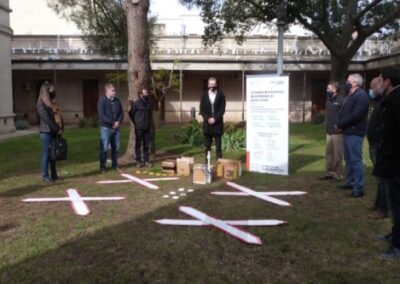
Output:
top-left (336, 73), bottom-right (370, 198)
top-left (98, 83), bottom-right (124, 173)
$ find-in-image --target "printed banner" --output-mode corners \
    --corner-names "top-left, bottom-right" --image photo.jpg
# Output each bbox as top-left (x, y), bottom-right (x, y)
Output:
top-left (246, 74), bottom-right (289, 175)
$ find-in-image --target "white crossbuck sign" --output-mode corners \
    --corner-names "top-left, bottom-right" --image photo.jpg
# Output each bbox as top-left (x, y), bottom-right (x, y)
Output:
top-left (155, 206), bottom-right (287, 245)
top-left (22, 189), bottom-right (125, 216)
top-left (211, 182), bottom-right (307, 206)
top-left (97, 173), bottom-right (180, 190)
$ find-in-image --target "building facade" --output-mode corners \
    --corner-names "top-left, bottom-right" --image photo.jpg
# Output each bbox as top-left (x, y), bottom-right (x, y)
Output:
top-left (0, 0), bottom-right (15, 134)
top-left (7, 0), bottom-right (400, 126)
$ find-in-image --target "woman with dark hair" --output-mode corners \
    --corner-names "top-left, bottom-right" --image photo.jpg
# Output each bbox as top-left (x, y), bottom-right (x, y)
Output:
top-left (36, 82), bottom-right (63, 182)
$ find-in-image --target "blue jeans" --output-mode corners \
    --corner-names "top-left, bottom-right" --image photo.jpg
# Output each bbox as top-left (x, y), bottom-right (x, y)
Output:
top-left (40, 133), bottom-right (57, 179)
top-left (99, 126), bottom-right (120, 170)
top-left (343, 134), bottom-right (364, 194)
top-left (369, 142), bottom-right (389, 214)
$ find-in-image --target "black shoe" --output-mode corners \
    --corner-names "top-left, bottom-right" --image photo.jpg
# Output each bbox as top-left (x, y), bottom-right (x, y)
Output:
top-left (319, 175), bottom-right (334, 180)
top-left (338, 184), bottom-right (352, 190)
top-left (378, 233), bottom-right (392, 243)
top-left (348, 192), bottom-right (364, 198)
top-left (379, 246), bottom-right (400, 260)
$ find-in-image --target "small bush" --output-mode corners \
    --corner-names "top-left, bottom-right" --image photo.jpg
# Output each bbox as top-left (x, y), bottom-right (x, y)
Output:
top-left (222, 128), bottom-right (245, 151)
top-left (78, 118), bottom-right (87, 128)
top-left (180, 121), bottom-right (204, 147)
top-left (224, 121), bottom-right (246, 134)
top-left (90, 116), bottom-right (99, 128)
top-left (313, 111), bottom-right (326, 124)
top-left (14, 120), bottom-right (30, 130)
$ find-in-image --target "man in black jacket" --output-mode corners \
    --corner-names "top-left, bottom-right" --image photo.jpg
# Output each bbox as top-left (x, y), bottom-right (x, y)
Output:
top-left (200, 77), bottom-right (226, 163)
top-left (336, 73), bottom-right (369, 198)
top-left (129, 89), bottom-right (152, 167)
top-left (98, 83), bottom-right (124, 173)
top-left (373, 66), bottom-right (400, 260)
top-left (320, 81), bottom-right (344, 181)
top-left (367, 76), bottom-right (388, 219)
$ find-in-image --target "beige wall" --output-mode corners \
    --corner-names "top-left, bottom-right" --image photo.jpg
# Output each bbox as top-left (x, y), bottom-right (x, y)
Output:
top-left (0, 0), bottom-right (15, 134)
top-left (13, 69), bottom-right (320, 125)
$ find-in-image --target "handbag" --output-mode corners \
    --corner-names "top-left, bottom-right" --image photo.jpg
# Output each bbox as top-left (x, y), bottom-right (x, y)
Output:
top-left (49, 135), bottom-right (68, 161)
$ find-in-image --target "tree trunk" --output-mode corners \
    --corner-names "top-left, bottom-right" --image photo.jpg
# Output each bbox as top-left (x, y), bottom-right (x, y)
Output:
top-left (120, 0), bottom-right (152, 165)
top-left (329, 54), bottom-right (350, 86)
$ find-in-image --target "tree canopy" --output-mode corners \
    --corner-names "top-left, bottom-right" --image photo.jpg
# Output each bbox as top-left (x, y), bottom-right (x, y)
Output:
top-left (47, 0), bottom-right (156, 58)
top-left (180, 0), bottom-right (400, 81)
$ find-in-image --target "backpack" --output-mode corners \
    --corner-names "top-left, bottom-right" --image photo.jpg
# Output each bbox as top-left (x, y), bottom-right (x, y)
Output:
top-left (49, 135), bottom-right (68, 161)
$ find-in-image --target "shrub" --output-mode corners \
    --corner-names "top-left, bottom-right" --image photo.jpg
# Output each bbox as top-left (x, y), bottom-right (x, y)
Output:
top-left (180, 121), bottom-right (204, 147)
top-left (14, 120), bottom-right (30, 130)
top-left (222, 127), bottom-right (245, 151)
top-left (78, 118), bottom-right (87, 128)
top-left (90, 116), bottom-right (99, 128)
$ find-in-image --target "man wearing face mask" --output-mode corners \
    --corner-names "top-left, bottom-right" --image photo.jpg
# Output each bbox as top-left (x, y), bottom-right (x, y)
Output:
top-left (98, 83), bottom-right (124, 173)
top-left (200, 77), bottom-right (226, 163)
top-left (129, 88), bottom-right (153, 168)
top-left (319, 81), bottom-right (344, 181)
top-left (367, 76), bottom-right (388, 219)
top-left (373, 66), bottom-right (400, 260)
top-left (336, 73), bottom-right (370, 198)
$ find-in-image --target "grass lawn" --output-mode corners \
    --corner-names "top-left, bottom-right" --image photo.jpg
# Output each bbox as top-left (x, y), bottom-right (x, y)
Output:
top-left (0, 124), bottom-right (398, 283)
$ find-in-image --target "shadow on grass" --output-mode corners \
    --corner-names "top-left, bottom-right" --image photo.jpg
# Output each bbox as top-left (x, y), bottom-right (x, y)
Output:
top-left (0, 183), bottom-right (391, 284)
top-left (0, 184), bottom-right (55, 198)
top-left (0, 170), bottom-right (103, 198)
top-left (289, 154), bottom-right (323, 174)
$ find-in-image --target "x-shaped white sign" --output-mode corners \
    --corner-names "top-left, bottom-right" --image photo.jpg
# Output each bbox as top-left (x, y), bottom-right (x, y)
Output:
top-left (22, 189), bottom-right (125, 216)
top-left (211, 182), bottom-right (307, 206)
top-left (155, 206), bottom-right (287, 245)
top-left (97, 174), bottom-right (180, 190)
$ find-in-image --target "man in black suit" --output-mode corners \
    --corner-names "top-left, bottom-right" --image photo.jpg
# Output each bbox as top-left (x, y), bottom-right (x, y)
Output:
top-left (200, 77), bottom-right (226, 163)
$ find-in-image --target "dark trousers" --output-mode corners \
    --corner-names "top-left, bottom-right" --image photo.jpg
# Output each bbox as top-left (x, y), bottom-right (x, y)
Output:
top-left (369, 143), bottom-right (389, 214)
top-left (385, 175), bottom-right (400, 248)
top-left (135, 129), bottom-right (150, 162)
top-left (204, 134), bottom-right (222, 162)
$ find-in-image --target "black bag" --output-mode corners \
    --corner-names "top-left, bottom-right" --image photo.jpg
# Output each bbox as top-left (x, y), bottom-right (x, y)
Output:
top-left (50, 135), bottom-right (68, 161)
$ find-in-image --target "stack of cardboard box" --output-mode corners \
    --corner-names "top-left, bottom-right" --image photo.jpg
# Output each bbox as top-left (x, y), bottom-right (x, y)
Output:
top-left (161, 159), bottom-right (176, 175)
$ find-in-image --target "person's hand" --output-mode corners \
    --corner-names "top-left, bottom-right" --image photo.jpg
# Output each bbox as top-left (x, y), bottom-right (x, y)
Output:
top-left (208, 117), bottom-right (215, 125)
top-left (57, 129), bottom-right (63, 135)
top-left (113, 121), bottom-right (120, 129)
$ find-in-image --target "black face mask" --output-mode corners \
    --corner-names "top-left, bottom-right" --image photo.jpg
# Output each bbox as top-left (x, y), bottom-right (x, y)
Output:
top-left (142, 96), bottom-right (150, 102)
top-left (210, 86), bottom-right (217, 92)
top-left (344, 83), bottom-right (352, 95)
top-left (49, 91), bottom-right (56, 99)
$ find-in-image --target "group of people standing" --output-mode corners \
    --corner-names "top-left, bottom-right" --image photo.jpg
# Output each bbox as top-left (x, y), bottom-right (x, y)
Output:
top-left (36, 77), bottom-right (226, 180)
top-left (320, 67), bottom-right (400, 260)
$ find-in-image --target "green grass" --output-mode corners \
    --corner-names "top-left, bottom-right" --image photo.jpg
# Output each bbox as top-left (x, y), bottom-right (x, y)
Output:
top-left (0, 124), bottom-right (399, 283)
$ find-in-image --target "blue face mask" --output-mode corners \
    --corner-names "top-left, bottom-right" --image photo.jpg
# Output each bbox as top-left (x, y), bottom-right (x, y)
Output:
top-left (369, 89), bottom-right (376, 99)
top-left (344, 83), bottom-right (352, 95)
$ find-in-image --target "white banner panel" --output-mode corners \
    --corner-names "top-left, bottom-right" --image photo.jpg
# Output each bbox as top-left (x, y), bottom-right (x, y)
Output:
top-left (246, 74), bottom-right (289, 175)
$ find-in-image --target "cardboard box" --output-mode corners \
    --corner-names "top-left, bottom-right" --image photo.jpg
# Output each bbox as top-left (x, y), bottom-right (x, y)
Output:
top-left (223, 164), bottom-right (238, 179)
top-left (179, 156), bottom-right (194, 165)
top-left (176, 159), bottom-right (191, 176)
top-left (161, 159), bottom-right (176, 169)
top-left (193, 164), bottom-right (212, 184)
top-left (162, 169), bottom-right (176, 175)
top-left (216, 159), bottom-right (242, 179)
